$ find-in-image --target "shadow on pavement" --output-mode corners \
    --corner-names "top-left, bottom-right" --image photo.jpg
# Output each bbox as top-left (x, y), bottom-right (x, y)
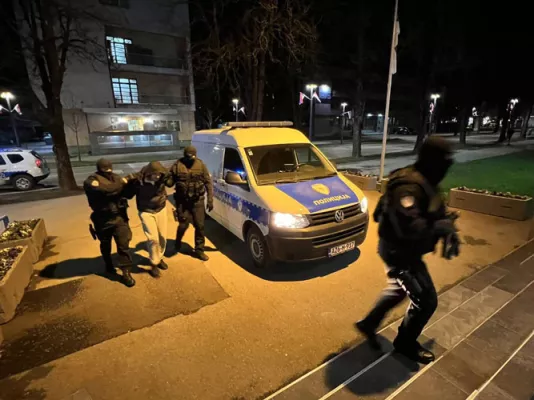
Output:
top-left (323, 334), bottom-right (421, 397)
top-left (204, 219), bottom-right (359, 282)
top-left (0, 365), bottom-right (53, 399)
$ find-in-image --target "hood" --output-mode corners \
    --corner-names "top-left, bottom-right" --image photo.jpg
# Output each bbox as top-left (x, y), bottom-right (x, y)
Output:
top-left (140, 161), bottom-right (168, 179)
top-left (258, 175), bottom-right (361, 214)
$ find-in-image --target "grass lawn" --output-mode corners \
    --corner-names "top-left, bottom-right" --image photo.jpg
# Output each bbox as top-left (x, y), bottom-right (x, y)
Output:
top-left (441, 151), bottom-right (534, 197)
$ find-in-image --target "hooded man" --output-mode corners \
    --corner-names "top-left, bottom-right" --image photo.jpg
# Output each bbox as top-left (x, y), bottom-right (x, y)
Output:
top-left (167, 145), bottom-right (213, 261)
top-left (84, 158), bottom-right (136, 287)
top-left (356, 137), bottom-right (460, 364)
top-left (126, 161), bottom-right (170, 278)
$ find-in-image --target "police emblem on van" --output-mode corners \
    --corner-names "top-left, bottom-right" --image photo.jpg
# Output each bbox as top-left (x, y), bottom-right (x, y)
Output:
top-left (312, 184), bottom-right (330, 196)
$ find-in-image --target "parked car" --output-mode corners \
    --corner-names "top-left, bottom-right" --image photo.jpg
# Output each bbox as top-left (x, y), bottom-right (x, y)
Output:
top-left (393, 126), bottom-right (415, 135)
top-left (0, 148), bottom-right (50, 191)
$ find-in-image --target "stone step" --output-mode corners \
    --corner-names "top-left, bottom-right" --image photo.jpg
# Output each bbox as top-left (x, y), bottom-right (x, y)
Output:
top-left (264, 239), bottom-right (534, 400)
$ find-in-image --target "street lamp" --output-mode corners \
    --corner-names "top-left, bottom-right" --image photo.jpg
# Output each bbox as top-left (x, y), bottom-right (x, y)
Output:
top-left (232, 98), bottom-right (239, 122)
top-left (429, 93), bottom-right (441, 134)
top-left (0, 92), bottom-right (20, 147)
top-left (306, 84), bottom-right (317, 139)
top-left (340, 102), bottom-right (349, 143)
top-left (507, 98), bottom-right (519, 130)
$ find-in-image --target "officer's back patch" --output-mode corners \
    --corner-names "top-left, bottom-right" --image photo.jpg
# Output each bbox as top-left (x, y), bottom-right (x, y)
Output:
top-left (400, 195), bottom-right (415, 208)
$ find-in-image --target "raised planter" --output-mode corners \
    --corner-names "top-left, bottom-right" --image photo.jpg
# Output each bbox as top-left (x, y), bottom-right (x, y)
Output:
top-left (449, 188), bottom-right (533, 221)
top-left (0, 219), bottom-right (47, 263)
top-left (342, 170), bottom-right (378, 191)
top-left (0, 246), bottom-right (33, 324)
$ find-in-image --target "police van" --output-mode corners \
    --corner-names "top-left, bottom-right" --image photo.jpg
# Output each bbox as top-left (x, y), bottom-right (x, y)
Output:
top-left (0, 148), bottom-right (50, 191)
top-left (192, 121), bottom-right (369, 268)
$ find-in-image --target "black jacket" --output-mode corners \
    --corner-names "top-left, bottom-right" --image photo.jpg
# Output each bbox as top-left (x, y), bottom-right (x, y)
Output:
top-left (127, 161), bottom-right (169, 214)
top-left (83, 172), bottom-right (130, 217)
top-left (168, 158), bottom-right (213, 205)
top-left (375, 166), bottom-right (447, 257)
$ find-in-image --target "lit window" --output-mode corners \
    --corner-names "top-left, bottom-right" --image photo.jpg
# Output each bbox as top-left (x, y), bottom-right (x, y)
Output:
top-left (106, 36), bottom-right (132, 64)
top-left (112, 77), bottom-right (139, 104)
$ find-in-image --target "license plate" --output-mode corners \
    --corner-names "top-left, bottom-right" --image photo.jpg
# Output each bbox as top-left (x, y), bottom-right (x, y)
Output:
top-left (328, 241), bottom-right (356, 257)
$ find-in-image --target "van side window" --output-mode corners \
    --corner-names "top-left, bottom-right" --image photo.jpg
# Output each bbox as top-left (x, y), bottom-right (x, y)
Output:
top-left (0, 155), bottom-right (6, 165)
top-left (7, 154), bottom-right (24, 164)
top-left (223, 148), bottom-right (245, 175)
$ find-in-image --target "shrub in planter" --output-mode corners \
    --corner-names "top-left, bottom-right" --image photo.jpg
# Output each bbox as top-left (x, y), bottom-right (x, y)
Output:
top-left (342, 169), bottom-right (378, 191)
top-left (0, 219), bottom-right (47, 263)
top-left (449, 186), bottom-right (533, 221)
top-left (0, 246), bottom-right (33, 323)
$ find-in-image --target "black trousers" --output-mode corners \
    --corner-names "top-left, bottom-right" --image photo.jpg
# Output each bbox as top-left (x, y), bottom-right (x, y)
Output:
top-left (176, 201), bottom-right (205, 252)
top-left (362, 240), bottom-right (438, 348)
top-left (92, 214), bottom-right (133, 269)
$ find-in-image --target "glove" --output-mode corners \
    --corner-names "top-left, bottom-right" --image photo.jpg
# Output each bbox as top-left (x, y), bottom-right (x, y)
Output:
top-left (442, 232), bottom-right (461, 260)
top-left (207, 202), bottom-right (214, 212)
top-left (433, 218), bottom-right (457, 237)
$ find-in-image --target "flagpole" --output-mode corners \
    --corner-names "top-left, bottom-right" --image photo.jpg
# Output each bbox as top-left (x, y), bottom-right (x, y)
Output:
top-left (379, 0), bottom-right (399, 182)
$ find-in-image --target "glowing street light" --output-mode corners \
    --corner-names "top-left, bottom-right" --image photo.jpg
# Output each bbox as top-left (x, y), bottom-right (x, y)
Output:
top-left (429, 93), bottom-right (441, 134)
top-left (232, 98), bottom-right (239, 122)
top-left (0, 91), bottom-right (20, 146)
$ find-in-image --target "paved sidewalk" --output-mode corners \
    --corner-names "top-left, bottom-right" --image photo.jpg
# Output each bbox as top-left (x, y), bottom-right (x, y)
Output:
top-left (265, 240), bottom-right (534, 400)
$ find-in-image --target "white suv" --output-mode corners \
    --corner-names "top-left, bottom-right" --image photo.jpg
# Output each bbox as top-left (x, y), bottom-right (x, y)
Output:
top-left (0, 148), bottom-right (50, 191)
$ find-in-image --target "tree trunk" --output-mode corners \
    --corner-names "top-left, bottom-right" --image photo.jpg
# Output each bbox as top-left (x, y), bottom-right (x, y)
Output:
top-left (520, 104), bottom-right (532, 139)
top-left (414, 100), bottom-right (429, 151)
top-left (255, 53), bottom-right (266, 121)
top-left (50, 110), bottom-right (77, 190)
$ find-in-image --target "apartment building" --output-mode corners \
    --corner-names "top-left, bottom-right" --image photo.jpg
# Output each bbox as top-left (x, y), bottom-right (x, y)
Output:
top-left (30, 0), bottom-right (195, 155)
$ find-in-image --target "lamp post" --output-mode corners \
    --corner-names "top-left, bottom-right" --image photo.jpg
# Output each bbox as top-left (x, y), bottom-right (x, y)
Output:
top-left (340, 102), bottom-right (348, 144)
top-left (1, 92), bottom-right (20, 147)
top-left (429, 93), bottom-right (441, 134)
top-left (232, 98), bottom-right (239, 122)
top-left (306, 84), bottom-right (317, 139)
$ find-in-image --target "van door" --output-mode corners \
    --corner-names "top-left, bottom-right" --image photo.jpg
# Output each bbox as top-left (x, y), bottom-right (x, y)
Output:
top-left (199, 143), bottom-right (226, 224)
top-left (221, 147), bottom-right (253, 240)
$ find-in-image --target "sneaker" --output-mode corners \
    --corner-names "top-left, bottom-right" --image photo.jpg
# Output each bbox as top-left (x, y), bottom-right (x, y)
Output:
top-left (150, 265), bottom-right (161, 278)
top-left (158, 259), bottom-right (168, 270)
top-left (393, 339), bottom-right (435, 364)
top-left (196, 251), bottom-right (209, 261)
top-left (355, 320), bottom-right (381, 350)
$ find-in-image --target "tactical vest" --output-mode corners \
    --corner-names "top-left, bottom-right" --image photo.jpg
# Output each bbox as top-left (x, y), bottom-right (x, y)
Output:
top-left (174, 160), bottom-right (206, 202)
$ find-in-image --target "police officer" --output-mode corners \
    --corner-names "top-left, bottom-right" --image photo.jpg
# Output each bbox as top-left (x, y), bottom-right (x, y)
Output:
top-left (168, 146), bottom-right (214, 261)
top-left (356, 137), bottom-right (460, 364)
top-left (84, 158), bottom-right (136, 287)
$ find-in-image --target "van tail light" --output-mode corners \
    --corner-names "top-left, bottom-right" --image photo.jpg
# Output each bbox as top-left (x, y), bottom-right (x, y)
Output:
top-left (35, 159), bottom-right (42, 168)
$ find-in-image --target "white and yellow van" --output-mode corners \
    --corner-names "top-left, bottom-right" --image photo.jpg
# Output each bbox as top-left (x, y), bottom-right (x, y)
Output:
top-left (192, 121), bottom-right (369, 268)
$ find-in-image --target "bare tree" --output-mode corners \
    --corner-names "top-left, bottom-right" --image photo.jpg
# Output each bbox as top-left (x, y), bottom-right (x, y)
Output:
top-left (193, 0), bottom-right (317, 121)
top-left (4, 0), bottom-right (105, 189)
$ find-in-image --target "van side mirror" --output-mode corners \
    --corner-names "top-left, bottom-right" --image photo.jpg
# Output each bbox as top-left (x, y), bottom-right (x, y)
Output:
top-left (225, 171), bottom-right (247, 186)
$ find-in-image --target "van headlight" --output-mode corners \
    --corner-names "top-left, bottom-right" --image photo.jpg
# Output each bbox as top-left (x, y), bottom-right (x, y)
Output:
top-left (272, 213), bottom-right (310, 229)
top-left (360, 196), bottom-right (368, 214)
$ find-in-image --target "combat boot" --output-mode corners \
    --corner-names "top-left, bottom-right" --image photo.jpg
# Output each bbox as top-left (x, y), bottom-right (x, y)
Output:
top-left (355, 320), bottom-right (381, 350)
top-left (158, 259), bottom-right (168, 270)
top-left (121, 267), bottom-right (136, 287)
top-left (150, 264), bottom-right (161, 278)
top-left (195, 251), bottom-right (209, 261)
top-left (105, 262), bottom-right (116, 275)
top-left (393, 339), bottom-right (435, 364)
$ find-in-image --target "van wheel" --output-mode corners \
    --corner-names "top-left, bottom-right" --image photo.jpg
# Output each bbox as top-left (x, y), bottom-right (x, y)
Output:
top-left (12, 174), bottom-right (35, 191)
top-left (246, 226), bottom-right (272, 269)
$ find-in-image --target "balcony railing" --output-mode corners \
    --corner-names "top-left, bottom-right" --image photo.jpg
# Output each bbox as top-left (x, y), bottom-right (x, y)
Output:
top-left (110, 53), bottom-right (187, 70)
top-left (116, 94), bottom-right (190, 106)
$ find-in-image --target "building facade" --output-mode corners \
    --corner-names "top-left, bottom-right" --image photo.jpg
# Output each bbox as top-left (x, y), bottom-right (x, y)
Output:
top-left (26, 0), bottom-right (195, 155)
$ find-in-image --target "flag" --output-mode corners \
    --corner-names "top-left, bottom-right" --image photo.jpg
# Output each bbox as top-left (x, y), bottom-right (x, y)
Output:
top-left (390, 18), bottom-right (400, 75)
top-left (0, 105), bottom-right (5, 113)
top-left (239, 106), bottom-right (246, 116)
top-left (14, 104), bottom-right (22, 114)
top-left (312, 92), bottom-right (322, 103)
top-left (299, 92), bottom-right (309, 105)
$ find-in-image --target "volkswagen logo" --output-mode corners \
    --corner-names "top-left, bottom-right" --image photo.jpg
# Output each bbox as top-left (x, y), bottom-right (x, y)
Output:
top-left (334, 209), bottom-right (345, 223)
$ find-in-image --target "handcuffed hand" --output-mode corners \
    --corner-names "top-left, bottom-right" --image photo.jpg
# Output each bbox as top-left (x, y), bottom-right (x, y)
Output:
top-left (207, 202), bottom-right (214, 212)
top-left (442, 232), bottom-right (461, 260)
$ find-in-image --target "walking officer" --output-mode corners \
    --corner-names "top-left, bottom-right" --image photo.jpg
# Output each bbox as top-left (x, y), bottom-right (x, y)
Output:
top-left (84, 158), bottom-right (136, 287)
top-left (356, 137), bottom-right (460, 364)
top-left (168, 145), bottom-right (214, 261)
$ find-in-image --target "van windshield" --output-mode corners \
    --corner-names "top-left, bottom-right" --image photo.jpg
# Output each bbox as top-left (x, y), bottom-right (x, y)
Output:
top-left (245, 144), bottom-right (336, 185)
